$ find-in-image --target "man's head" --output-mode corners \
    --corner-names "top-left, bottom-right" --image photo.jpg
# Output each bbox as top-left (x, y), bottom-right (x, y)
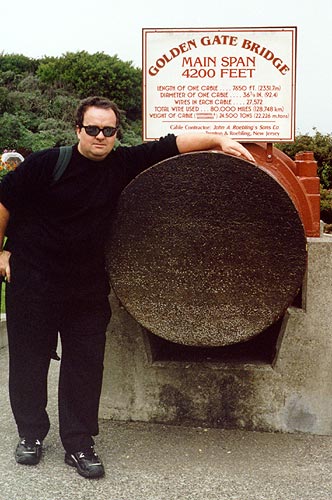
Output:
top-left (75, 96), bottom-right (121, 161)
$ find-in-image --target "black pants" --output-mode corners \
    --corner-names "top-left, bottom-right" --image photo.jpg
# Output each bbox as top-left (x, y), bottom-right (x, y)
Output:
top-left (6, 284), bottom-right (111, 453)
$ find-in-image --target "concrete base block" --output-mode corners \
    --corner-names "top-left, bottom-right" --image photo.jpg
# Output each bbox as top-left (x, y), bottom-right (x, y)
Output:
top-left (0, 319), bottom-right (7, 350)
top-left (100, 237), bottom-right (332, 435)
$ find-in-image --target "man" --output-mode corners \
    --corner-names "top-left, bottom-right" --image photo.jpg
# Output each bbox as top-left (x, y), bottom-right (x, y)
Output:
top-left (0, 96), bottom-right (255, 479)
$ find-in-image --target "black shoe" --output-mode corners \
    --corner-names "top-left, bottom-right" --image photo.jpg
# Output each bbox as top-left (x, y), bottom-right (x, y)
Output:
top-left (65, 447), bottom-right (105, 479)
top-left (15, 438), bottom-right (42, 465)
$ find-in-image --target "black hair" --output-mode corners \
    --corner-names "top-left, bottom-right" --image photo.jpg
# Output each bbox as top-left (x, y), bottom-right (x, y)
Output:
top-left (75, 96), bottom-right (121, 128)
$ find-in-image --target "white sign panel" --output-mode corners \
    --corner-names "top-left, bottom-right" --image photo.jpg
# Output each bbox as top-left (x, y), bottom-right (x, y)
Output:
top-left (143, 27), bottom-right (297, 142)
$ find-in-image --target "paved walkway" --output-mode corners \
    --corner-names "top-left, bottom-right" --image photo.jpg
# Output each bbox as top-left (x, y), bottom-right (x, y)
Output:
top-left (0, 344), bottom-right (332, 500)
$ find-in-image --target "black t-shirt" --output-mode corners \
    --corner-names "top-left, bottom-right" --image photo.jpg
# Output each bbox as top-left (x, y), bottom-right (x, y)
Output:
top-left (0, 135), bottom-right (179, 300)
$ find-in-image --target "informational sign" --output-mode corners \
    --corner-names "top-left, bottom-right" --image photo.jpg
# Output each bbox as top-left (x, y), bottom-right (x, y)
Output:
top-left (143, 27), bottom-right (297, 142)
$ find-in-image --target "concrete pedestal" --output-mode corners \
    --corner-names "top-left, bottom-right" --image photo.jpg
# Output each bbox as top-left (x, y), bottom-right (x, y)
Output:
top-left (100, 236), bottom-right (332, 435)
top-left (0, 317), bottom-right (7, 350)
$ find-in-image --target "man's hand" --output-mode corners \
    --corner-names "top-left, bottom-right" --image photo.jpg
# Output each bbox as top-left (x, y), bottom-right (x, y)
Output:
top-left (176, 133), bottom-right (256, 163)
top-left (0, 250), bottom-right (11, 282)
top-left (217, 136), bottom-right (256, 162)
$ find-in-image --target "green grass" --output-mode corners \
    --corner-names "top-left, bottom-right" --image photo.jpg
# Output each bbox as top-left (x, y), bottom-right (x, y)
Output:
top-left (0, 281), bottom-right (5, 314)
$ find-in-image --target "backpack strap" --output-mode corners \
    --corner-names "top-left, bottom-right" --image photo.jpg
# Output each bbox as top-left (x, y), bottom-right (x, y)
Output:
top-left (52, 146), bottom-right (73, 184)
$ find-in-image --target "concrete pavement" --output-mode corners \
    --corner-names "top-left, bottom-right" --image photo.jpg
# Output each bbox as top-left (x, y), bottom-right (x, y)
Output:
top-left (1, 344), bottom-right (332, 500)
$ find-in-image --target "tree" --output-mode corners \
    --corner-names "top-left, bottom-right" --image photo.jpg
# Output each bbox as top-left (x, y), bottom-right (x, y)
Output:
top-left (37, 51), bottom-right (142, 119)
top-left (0, 54), bottom-right (39, 90)
top-left (0, 86), bottom-right (9, 114)
top-left (0, 113), bottom-right (30, 151)
top-left (0, 53), bottom-right (38, 74)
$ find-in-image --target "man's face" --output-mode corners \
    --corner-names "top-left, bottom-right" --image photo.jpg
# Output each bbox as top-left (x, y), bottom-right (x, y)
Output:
top-left (76, 106), bottom-right (118, 161)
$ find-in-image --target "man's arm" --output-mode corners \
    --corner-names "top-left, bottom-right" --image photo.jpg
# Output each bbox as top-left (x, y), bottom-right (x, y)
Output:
top-left (176, 133), bottom-right (255, 163)
top-left (0, 202), bottom-right (11, 282)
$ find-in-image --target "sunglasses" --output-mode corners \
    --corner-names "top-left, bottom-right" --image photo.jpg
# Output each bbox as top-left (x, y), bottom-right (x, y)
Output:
top-left (81, 125), bottom-right (118, 137)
